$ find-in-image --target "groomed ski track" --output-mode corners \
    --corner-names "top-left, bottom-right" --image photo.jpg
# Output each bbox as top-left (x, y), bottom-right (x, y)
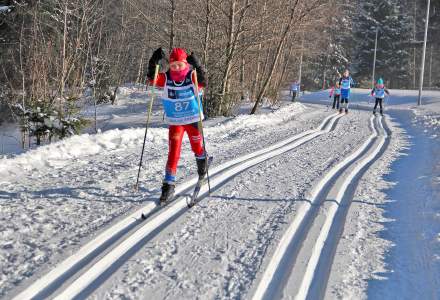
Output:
top-left (252, 115), bottom-right (390, 300)
top-left (13, 112), bottom-right (343, 300)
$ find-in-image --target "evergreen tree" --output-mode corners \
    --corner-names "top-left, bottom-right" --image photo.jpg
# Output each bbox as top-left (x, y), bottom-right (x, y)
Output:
top-left (352, 0), bottom-right (412, 88)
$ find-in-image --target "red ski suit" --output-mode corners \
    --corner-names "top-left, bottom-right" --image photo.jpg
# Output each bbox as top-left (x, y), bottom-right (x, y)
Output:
top-left (150, 71), bottom-right (205, 179)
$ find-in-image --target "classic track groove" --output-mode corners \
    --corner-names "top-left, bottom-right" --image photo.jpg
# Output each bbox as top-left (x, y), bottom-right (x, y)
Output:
top-left (252, 115), bottom-right (390, 300)
top-left (14, 113), bottom-right (342, 300)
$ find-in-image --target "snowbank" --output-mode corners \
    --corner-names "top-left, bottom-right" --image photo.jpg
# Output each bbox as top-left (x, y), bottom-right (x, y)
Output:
top-left (0, 6), bottom-right (11, 13)
top-left (206, 102), bottom-right (306, 137)
top-left (412, 100), bottom-right (440, 136)
top-left (0, 128), bottom-right (168, 178)
top-left (0, 102), bottom-right (306, 179)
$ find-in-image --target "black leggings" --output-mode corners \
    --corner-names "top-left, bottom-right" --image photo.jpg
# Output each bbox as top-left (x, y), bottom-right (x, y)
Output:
top-left (332, 95), bottom-right (340, 109)
top-left (340, 98), bottom-right (349, 112)
top-left (291, 91), bottom-right (297, 102)
top-left (374, 98), bottom-right (383, 113)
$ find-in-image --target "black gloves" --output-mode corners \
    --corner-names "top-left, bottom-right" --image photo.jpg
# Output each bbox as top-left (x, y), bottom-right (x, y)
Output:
top-left (187, 52), bottom-right (206, 85)
top-left (151, 47), bottom-right (165, 64)
top-left (147, 47), bottom-right (165, 80)
top-left (147, 48), bottom-right (207, 85)
top-left (187, 53), bottom-right (201, 69)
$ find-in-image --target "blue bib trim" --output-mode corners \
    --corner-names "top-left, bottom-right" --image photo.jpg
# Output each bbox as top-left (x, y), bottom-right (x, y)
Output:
top-left (375, 87), bottom-right (385, 98)
top-left (341, 77), bottom-right (351, 90)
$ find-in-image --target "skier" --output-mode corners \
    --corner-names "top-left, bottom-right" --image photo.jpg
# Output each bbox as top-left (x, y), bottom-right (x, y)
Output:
top-left (146, 47), bottom-right (208, 204)
top-left (370, 78), bottom-right (390, 115)
top-left (329, 81), bottom-right (341, 109)
top-left (290, 80), bottom-right (300, 102)
top-left (338, 70), bottom-right (355, 114)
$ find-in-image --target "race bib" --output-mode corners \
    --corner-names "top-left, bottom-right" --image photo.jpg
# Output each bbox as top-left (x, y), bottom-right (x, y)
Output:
top-left (162, 86), bottom-right (203, 125)
top-left (375, 88), bottom-right (385, 98)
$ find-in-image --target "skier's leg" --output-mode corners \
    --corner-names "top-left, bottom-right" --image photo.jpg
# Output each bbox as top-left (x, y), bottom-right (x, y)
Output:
top-left (185, 123), bottom-right (207, 177)
top-left (340, 98), bottom-right (347, 113)
top-left (165, 125), bottom-right (185, 182)
top-left (185, 123), bottom-right (204, 156)
top-left (159, 125), bottom-right (185, 202)
top-left (345, 99), bottom-right (349, 113)
top-left (379, 98), bottom-right (383, 115)
top-left (373, 98), bottom-right (379, 114)
top-left (336, 95), bottom-right (340, 109)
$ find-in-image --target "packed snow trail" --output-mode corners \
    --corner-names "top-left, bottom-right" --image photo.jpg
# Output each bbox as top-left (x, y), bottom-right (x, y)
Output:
top-left (3, 89), bottom-right (439, 299)
top-left (1, 102), bottom-right (326, 299)
top-left (251, 116), bottom-right (390, 300)
top-left (14, 112), bottom-right (341, 299)
top-left (84, 111), bottom-right (374, 299)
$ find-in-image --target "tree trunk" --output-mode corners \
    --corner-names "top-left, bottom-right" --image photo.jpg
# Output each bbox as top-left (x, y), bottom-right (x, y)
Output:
top-left (203, 0), bottom-right (211, 66)
top-left (276, 45), bottom-right (293, 93)
top-left (251, 0), bottom-right (267, 101)
top-left (169, 0), bottom-right (176, 51)
top-left (251, 4), bottom-right (299, 115)
top-left (60, 1), bottom-right (68, 103)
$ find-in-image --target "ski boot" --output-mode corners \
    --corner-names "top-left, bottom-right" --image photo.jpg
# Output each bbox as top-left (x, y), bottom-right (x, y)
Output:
top-left (345, 109), bottom-right (349, 114)
top-left (159, 182), bottom-right (175, 205)
top-left (196, 156), bottom-right (209, 179)
top-left (373, 110), bottom-right (376, 115)
top-left (339, 108), bottom-right (343, 114)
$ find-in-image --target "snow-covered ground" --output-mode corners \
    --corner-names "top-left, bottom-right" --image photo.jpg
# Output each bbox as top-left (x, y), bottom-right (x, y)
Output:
top-left (0, 87), bottom-right (439, 299)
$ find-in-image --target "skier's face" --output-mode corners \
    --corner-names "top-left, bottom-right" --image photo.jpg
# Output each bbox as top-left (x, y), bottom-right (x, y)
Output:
top-left (344, 70), bottom-right (349, 77)
top-left (170, 61), bottom-right (188, 72)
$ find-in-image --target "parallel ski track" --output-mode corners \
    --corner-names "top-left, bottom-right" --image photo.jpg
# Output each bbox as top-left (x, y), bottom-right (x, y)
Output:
top-left (13, 112), bottom-right (342, 300)
top-left (252, 115), bottom-right (391, 300)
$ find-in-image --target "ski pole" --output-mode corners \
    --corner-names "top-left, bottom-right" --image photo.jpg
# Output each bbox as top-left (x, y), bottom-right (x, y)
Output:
top-left (193, 70), bottom-right (211, 194)
top-left (134, 64), bottom-right (160, 191)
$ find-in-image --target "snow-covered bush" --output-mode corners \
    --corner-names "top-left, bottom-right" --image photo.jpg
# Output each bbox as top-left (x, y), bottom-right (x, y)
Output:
top-left (14, 96), bottom-right (89, 146)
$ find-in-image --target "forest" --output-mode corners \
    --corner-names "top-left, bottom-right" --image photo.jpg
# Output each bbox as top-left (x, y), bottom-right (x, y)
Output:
top-left (0, 0), bottom-right (439, 142)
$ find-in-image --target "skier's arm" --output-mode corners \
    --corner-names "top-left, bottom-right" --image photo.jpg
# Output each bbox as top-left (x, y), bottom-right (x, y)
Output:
top-left (370, 88), bottom-right (375, 96)
top-left (329, 87), bottom-right (334, 97)
top-left (187, 52), bottom-right (207, 87)
top-left (385, 88), bottom-right (390, 95)
top-left (147, 48), bottom-right (166, 87)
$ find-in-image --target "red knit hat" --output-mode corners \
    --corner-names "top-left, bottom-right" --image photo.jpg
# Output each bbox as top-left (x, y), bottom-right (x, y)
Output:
top-left (169, 48), bottom-right (188, 63)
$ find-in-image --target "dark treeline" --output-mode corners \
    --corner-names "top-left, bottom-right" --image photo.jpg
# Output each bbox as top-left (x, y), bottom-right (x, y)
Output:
top-left (0, 0), bottom-right (439, 140)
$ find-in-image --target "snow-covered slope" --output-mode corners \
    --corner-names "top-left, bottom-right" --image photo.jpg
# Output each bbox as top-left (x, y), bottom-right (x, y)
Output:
top-left (1, 99), bottom-right (311, 298)
top-left (1, 88), bottom-right (439, 299)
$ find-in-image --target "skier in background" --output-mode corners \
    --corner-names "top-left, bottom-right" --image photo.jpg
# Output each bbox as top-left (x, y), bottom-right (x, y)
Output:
top-left (147, 47), bottom-right (208, 203)
top-left (371, 78), bottom-right (390, 115)
top-left (338, 70), bottom-right (355, 114)
top-left (290, 80), bottom-right (300, 102)
top-left (329, 81), bottom-right (341, 109)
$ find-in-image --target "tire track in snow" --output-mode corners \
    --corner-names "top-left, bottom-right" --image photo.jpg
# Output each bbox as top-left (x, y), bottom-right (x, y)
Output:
top-left (252, 115), bottom-right (391, 300)
top-left (13, 113), bottom-right (342, 300)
